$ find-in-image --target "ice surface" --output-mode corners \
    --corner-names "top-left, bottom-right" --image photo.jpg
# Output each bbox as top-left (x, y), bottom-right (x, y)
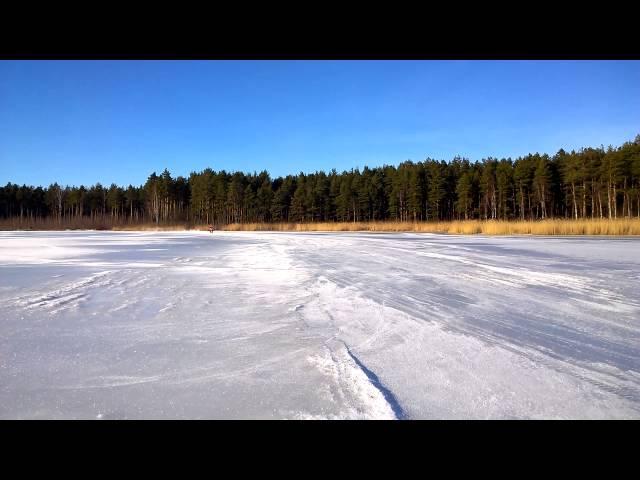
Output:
top-left (1, 231), bottom-right (639, 419)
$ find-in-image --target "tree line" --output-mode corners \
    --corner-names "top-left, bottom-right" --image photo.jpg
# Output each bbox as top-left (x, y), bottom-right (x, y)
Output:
top-left (2, 136), bottom-right (640, 226)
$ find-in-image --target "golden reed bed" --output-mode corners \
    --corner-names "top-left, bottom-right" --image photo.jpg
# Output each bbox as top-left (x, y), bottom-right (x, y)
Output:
top-left (3, 218), bottom-right (640, 235)
top-left (220, 219), bottom-right (640, 236)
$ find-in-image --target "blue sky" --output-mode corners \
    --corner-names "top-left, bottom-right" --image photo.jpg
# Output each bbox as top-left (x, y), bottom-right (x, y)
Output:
top-left (1, 60), bottom-right (639, 187)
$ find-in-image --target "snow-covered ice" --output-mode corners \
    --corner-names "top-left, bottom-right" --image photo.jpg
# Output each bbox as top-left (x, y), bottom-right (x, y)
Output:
top-left (1, 230), bottom-right (639, 419)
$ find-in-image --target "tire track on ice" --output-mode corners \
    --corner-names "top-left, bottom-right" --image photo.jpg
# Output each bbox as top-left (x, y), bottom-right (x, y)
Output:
top-left (289, 272), bottom-right (408, 420)
top-left (13, 271), bottom-right (114, 313)
top-left (305, 341), bottom-right (403, 419)
top-left (343, 344), bottom-right (407, 419)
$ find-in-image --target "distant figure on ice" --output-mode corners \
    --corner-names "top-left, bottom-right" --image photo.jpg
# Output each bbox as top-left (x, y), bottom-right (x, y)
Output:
top-left (208, 224), bottom-right (214, 234)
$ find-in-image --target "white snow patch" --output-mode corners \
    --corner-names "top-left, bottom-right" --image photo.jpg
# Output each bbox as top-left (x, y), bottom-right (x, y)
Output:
top-left (1, 231), bottom-right (639, 419)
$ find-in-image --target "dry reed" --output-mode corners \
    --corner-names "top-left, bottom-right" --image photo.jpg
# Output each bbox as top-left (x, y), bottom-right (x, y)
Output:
top-left (220, 219), bottom-right (640, 235)
top-left (2, 218), bottom-right (639, 235)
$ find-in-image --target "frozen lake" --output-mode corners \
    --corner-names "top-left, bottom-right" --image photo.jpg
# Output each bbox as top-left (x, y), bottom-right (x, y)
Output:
top-left (1, 230), bottom-right (639, 419)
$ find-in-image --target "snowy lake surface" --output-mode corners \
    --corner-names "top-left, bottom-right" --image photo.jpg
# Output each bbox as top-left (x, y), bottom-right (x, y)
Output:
top-left (1, 230), bottom-right (639, 419)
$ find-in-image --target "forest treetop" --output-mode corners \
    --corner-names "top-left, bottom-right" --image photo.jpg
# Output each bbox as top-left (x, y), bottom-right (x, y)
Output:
top-left (2, 135), bottom-right (640, 224)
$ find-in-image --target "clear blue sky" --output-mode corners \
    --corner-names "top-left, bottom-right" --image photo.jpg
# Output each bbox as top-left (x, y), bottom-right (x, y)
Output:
top-left (1, 60), bottom-right (639, 187)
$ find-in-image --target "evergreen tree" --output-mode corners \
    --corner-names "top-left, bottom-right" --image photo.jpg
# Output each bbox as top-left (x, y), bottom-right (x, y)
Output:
top-left (3, 135), bottom-right (640, 226)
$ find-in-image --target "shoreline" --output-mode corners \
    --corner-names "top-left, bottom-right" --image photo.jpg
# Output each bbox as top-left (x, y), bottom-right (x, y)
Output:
top-left (2, 218), bottom-right (640, 236)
